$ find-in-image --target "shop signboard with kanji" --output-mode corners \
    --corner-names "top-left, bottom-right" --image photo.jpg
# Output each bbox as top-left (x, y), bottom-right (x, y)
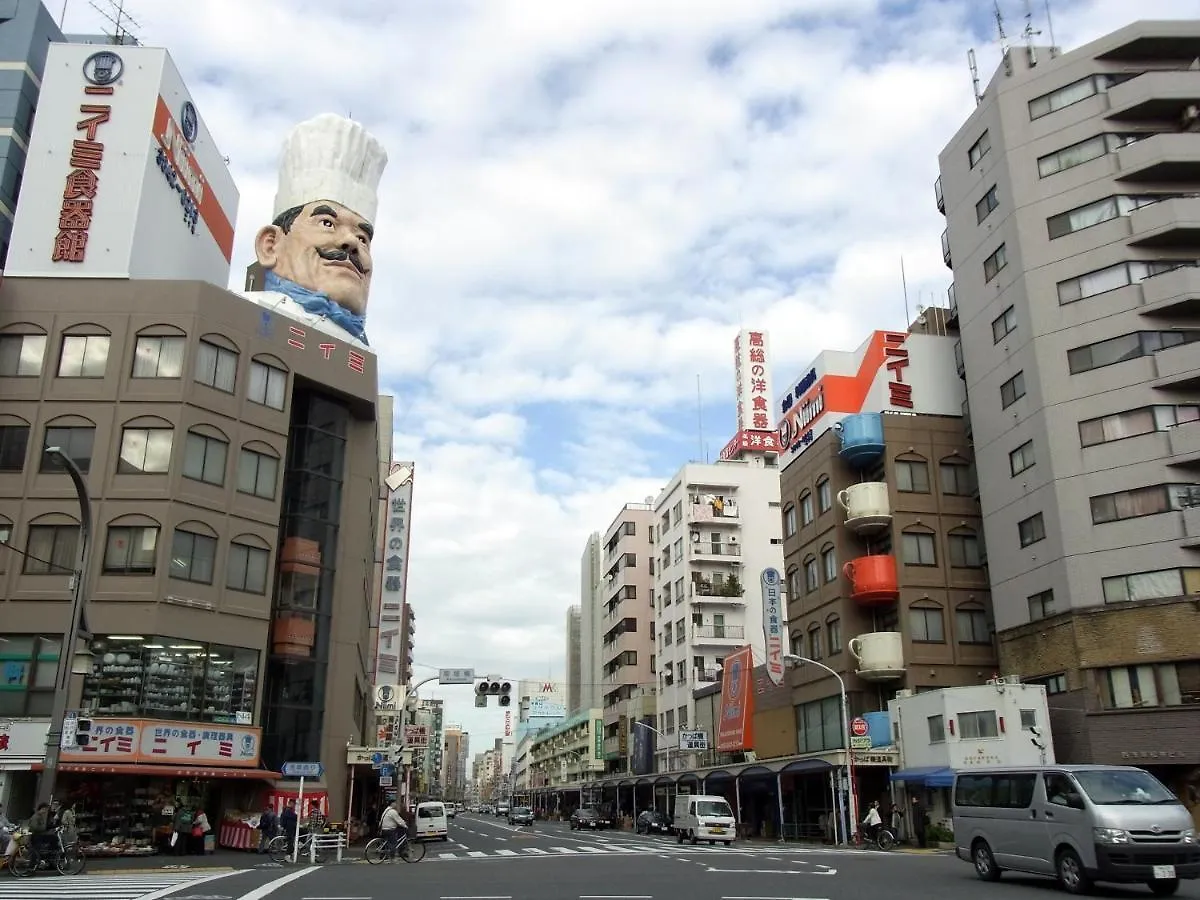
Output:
top-left (374, 460), bottom-right (415, 684)
top-left (60, 718), bottom-right (262, 767)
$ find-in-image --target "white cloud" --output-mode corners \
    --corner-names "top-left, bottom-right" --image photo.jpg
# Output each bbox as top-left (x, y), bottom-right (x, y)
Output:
top-left (63, 0), bottom-right (1194, 751)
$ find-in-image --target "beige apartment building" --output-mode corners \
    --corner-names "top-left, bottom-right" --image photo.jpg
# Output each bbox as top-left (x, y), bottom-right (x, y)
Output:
top-left (936, 19), bottom-right (1200, 793)
top-left (597, 502), bottom-right (656, 775)
top-left (0, 277), bottom-right (379, 835)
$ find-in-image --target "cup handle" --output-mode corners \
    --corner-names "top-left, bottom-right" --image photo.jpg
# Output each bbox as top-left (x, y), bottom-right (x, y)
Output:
top-left (842, 561), bottom-right (855, 582)
top-left (837, 489), bottom-right (850, 512)
top-left (848, 638), bottom-right (863, 662)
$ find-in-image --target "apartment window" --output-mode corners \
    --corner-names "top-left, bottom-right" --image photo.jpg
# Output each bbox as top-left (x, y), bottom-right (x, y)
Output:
top-left (967, 130), bottom-right (991, 168)
top-left (1100, 661), bottom-right (1200, 710)
top-left (817, 478), bottom-right (832, 514)
top-left (827, 617), bottom-right (841, 654)
top-left (118, 427), bottom-right (173, 474)
top-left (940, 460), bottom-right (976, 496)
top-left (0, 635), bottom-right (60, 716)
top-left (622, 552), bottom-right (636, 568)
top-left (958, 710), bottom-right (999, 739)
top-left (821, 546), bottom-right (836, 583)
top-left (804, 557), bottom-right (818, 592)
top-left (57, 335), bottom-right (110, 378)
top-left (227, 541), bottom-right (270, 594)
top-left (169, 528), bottom-right (217, 584)
top-left (1018, 512), bottom-right (1045, 547)
top-left (808, 626), bottom-right (821, 660)
top-left (948, 532), bottom-right (982, 568)
top-left (927, 714), bottom-right (945, 743)
top-left (895, 459), bottom-right (930, 493)
top-left (672, 500), bottom-right (683, 524)
top-left (786, 567), bottom-right (801, 601)
top-left (910, 606), bottom-right (945, 643)
top-left (1091, 484), bottom-right (1199, 525)
top-left (1032, 673), bottom-right (1068, 695)
top-left (1080, 404), bottom-right (1198, 447)
top-left (983, 244), bottom-right (1008, 283)
top-left (0, 424), bottom-right (29, 472)
top-left (1028, 74), bottom-right (1110, 119)
top-left (957, 608), bottom-right (992, 645)
top-left (1028, 589), bottom-right (1056, 621)
top-left (902, 531), bottom-right (937, 566)
top-left (102, 525), bottom-right (159, 575)
top-left (975, 185), bottom-right (999, 224)
top-left (992, 306), bottom-right (1016, 342)
top-left (237, 448), bottom-right (279, 500)
top-left (1037, 133), bottom-right (1140, 177)
top-left (182, 432), bottom-right (227, 486)
top-left (1009, 440), bottom-right (1035, 476)
top-left (248, 360), bottom-right (287, 410)
top-left (195, 340), bottom-right (238, 393)
top-left (1047, 195), bottom-right (1159, 240)
top-left (41, 426), bottom-right (95, 474)
top-left (1057, 260), bottom-right (1186, 305)
top-left (1000, 371), bottom-right (1025, 408)
top-left (783, 504), bottom-right (797, 537)
top-left (132, 335), bottom-right (186, 378)
top-left (673, 538), bottom-right (682, 563)
top-left (622, 521), bottom-right (636, 536)
top-left (1102, 567), bottom-right (1196, 604)
top-left (1069, 330), bottom-right (1200, 375)
top-left (23, 524), bottom-right (79, 575)
top-left (0, 333), bottom-right (47, 377)
top-left (797, 696), bottom-right (844, 753)
top-left (800, 492), bottom-right (814, 525)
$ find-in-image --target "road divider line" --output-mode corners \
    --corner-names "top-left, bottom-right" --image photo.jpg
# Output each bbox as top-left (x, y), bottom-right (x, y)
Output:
top-left (228, 868), bottom-right (319, 900)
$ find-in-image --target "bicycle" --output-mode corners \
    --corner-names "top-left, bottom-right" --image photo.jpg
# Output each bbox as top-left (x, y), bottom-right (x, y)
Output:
top-left (363, 830), bottom-right (425, 864)
top-left (266, 831), bottom-right (323, 864)
top-left (854, 825), bottom-right (897, 851)
top-left (9, 828), bottom-right (86, 877)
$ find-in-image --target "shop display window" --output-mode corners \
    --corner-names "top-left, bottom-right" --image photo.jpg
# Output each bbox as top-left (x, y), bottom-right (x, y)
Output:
top-left (65, 774), bottom-right (223, 856)
top-left (0, 634), bottom-right (61, 716)
top-left (82, 635), bottom-right (258, 724)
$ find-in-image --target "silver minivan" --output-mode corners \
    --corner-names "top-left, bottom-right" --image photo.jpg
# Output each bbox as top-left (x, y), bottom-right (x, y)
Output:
top-left (952, 765), bottom-right (1198, 897)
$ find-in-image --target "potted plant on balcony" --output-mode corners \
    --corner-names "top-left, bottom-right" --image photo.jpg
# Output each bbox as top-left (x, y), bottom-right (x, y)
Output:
top-left (720, 577), bottom-right (744, 597)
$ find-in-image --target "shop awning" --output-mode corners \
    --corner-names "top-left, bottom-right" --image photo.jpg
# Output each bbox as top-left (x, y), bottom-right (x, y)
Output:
top-left (889, 766), bottom-right (955, 788)
top-left (38, 762), bottom-right (281, 780)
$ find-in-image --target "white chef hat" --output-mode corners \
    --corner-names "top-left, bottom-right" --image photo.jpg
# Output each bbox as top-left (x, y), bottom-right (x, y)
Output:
top-left (272, 113), bottom-right (388, 224)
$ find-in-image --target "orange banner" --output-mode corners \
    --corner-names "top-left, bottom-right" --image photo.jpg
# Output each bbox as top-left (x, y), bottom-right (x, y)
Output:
top-left (716, 645), bottom-right (755, 752)
top-left (61, 718), bottom-right (262, 767)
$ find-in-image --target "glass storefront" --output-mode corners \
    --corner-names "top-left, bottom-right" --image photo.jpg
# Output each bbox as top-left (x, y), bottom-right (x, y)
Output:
top-left (83, 635), bottom-right (258, 724)
top-left (0, 634), bottom-right (61, 716)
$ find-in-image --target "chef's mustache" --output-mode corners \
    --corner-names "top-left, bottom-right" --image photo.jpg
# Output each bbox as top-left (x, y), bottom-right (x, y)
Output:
top-left (316, 246), bottom-right (367, 275)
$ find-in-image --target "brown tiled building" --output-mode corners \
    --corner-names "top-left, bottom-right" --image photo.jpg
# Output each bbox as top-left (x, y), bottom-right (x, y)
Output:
top-left (0, 277), bottom-right (379, 831)
top-left (780, 411), bottom-right (998, 763)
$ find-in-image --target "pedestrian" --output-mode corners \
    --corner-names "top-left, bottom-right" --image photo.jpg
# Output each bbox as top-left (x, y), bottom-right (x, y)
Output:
top-left (172, 806), bottom-right (193, 856)
top-left (890, 802), bottom-right (902, 841)
top-left (59, 803), bottom-right (77, 845)
top-left (257, 804), bottom-right (277, 853)
top-left (191, 809), bottom-right (211, 855)
top-left (279, 801), bottom-right (299, 854)
top-left (911, 795), bottom-right (928, 848)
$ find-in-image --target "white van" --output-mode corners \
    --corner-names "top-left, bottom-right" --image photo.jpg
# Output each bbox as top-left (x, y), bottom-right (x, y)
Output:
top-left (953, 765), bottom-right (1198, 896)
top-left (415, 801), bottom-right (449, 841)
top-left (673, 794), bottom-right (736, 846)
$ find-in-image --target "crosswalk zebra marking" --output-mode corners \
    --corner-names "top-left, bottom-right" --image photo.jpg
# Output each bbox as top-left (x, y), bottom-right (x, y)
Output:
top-left (0, 871), bottom-right (236, 900)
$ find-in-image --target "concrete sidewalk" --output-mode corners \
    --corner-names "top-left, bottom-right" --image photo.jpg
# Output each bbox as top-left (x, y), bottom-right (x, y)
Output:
top-left (84, 846), bottom-right (368, 874)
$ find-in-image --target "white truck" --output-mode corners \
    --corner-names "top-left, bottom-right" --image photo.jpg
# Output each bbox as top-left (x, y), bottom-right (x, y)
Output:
top-left (673, 794), bottom-right (737, 846)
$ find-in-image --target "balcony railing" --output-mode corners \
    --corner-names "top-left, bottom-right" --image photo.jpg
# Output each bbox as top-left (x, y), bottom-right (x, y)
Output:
top-left (693, 542), bottom-right (741, 556)
top-left (947, 282), bottom-right (958, 321)
top-left (689, 502), bottom-right (739, 521)
top-left (934, 175), bottom-right (945, 214)
top-left (694, 667), bottom-right (722, 683)
top-left (692, 625), bottom-right (745, 641)
top-left (691, 579), bottom-right (745, 598)
top-left (941, 228), bottom-right (952, 268)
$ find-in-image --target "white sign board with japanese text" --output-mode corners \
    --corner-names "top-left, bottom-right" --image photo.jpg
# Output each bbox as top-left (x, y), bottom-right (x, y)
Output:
top-left (374, 461), bottom-right (414, 685)
top-left (60, 718), bottom-right (261, 767)
top-left (761, 568), bottom-right (785, 687)
top-left (734, 329), bottom-right (775, 434)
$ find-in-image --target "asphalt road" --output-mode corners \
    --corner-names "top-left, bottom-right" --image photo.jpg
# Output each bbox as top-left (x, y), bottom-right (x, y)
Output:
top-left (1, 812), bottom-right (1197, 900)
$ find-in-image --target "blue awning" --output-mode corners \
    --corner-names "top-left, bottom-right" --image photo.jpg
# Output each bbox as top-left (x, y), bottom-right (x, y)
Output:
top-left (890, 766), bottom-right (955, 788)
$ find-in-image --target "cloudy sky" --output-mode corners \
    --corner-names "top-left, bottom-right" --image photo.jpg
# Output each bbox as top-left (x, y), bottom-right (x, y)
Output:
top-left (65, 0), bottom-right (1192, 754)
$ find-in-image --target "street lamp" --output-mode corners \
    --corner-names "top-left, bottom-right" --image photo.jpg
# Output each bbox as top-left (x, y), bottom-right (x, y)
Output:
top-left (560, 749), bottom-right (586, 809)
top-left (36, 447), bottom-right (95, 809)
top-left (782, 653), bottom-right (858, 845)
top-left (632, 719), bottom-right (677, 775)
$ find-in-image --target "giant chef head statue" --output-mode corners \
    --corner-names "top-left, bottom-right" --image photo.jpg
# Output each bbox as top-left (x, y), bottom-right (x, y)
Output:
top-left (254, 114), bottom-right (388, 343)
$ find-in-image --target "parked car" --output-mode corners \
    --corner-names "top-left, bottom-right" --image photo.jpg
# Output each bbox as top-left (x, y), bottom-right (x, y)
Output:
top-left (636, 810), bottom-right (672, 835)
top-left (508, 806), bottom-right (534, 826)
top-left (570, 808), bottom-right (610, 830)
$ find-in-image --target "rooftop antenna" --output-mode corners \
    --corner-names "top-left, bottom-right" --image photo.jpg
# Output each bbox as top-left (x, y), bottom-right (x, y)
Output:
top-left (900, 257), bottom-right (911, 330)
top-left (1022, 0), bottom-right (1042, 67)
top-left (88, 0), bottom-right (141, 45)
top-left (968, 49), bottom-right (983, 105)
top-left (1044, 0), bottom-right (1059, 58)
top-left (995, 1), bottom-right (1013, 76)
top-left (58, 0), bottom-right (68, 28)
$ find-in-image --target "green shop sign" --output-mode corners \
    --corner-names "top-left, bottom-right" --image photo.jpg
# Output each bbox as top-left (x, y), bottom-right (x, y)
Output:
top-left (594, 719), bottom-right (603, 759)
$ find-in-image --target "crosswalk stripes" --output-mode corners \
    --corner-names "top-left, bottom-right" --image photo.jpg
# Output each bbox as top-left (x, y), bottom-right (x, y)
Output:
top-left (425, 841), bottom-right (865, 862)
top-left (0, 871), bottom-right (227, 900)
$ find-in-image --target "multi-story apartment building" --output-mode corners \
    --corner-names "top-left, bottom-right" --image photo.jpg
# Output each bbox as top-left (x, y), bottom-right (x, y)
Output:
top-left (442, 726), bottom-right (469, 801)
top-left (565, 604), bottom-right (582, 713)
top-left (936, 19), bottom-right (1200, 794)
top-left (596, 502), bottom-right (655, 775)
top-left (578, 536), bottom-right (603, 712)
top-left (651, 456), bottom-right (784, 770)
top-left (413, 698), bottom-right (444, 796)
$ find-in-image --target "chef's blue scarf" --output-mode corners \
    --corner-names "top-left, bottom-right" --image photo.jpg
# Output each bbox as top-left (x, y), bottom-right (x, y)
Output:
top-left (263, 269), bottom-right (368, 345)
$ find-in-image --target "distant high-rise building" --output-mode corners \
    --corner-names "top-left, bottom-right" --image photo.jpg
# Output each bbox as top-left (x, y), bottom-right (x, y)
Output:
top-left (565, 605), bottom-right (582, 713)
top-left (935, 19), bottom-right (1200, 785)
top-left (441, 726), bottom-right (469, 802)
top-left (578, 534), bottom-right (604, 711)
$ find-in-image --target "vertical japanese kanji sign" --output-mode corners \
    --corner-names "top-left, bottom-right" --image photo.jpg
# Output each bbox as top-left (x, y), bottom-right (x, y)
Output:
top-left (375, 461), bottom-right (415, 684)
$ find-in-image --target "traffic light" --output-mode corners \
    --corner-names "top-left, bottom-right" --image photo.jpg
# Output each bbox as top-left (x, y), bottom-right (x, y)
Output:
top-left (75, 718), bottom-right (92, 747)
top-left (474, 678), bottom-right (512, 706)
top-left (498, 681), bottom-right (512, 707)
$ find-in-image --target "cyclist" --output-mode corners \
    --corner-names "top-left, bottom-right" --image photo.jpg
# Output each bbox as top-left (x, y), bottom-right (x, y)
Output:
top-left (378, 802), bottom-right (404, 856)
top-left (27, 803), bottom-right (56, 865)
top-left (861, 800), bottom-right (883, 844)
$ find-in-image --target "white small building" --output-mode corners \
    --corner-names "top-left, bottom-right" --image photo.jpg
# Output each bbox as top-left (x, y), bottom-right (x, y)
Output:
top-left (888, 679), bottom-right (1055, 828)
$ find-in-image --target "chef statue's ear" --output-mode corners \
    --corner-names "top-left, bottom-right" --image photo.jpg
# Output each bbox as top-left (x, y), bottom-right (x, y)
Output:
top-left (255, 225), bottom-right (283, 268)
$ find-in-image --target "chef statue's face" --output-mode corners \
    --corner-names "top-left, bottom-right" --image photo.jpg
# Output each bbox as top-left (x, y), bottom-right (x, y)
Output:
top-left (254, 200), bottom-right (375, 316)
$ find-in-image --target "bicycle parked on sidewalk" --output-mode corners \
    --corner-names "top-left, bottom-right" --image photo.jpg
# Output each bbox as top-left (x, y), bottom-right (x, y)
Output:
top-left (363, 829), bottom-right (425, 864)
top-left (266, 830), bottom-right (328, 864)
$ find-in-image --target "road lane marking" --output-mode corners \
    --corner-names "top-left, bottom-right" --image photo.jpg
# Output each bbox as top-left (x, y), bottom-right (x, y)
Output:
top-left (495, 849), bottom-right (518, 856)
top-left (466, 850), bottom-right (488, 857)
top-left (705, 867), bottom-right (837, 876)
top-left (232, 868), bottom-right (320, 900)
top-left (549, 846), bottom-right (580, 853)
top-left (523, 848), bottom-right (549, 854)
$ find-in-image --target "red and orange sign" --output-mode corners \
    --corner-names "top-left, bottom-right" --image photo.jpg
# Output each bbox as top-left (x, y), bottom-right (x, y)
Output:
top-left (52, 81), bottom-right (116, 263)
top-left (716, 645), bottom-right (755, 752)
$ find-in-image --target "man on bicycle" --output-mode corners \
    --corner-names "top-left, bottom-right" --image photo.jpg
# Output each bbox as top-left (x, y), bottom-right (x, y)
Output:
top-left (378, 802), bottom-right (404, 855)
top-left (861, 800), bottom-right (883, 844)
top-left (27, 803), bottom-right (56, 864)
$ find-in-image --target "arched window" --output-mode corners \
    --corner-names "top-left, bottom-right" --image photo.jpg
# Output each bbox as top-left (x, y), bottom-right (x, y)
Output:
top-left (909, 601), bottom-right (945, 643)
top-left (816, 477), bottom-right (832, 513)
top-left (783, 503), bottom-right (797, 537)
top-left (57, 323), bottom-right (112, 378)
top-left (901, 526), bottom-right (937, 566)
top-left (228, 534), bottom-right (272, 595)
top-left (132, 324), bottom-right (187, 379)
top-left (938, 453), bottom-right (977, 496)
top-left (947, 526), bottom-right (982, 568)
top-left (786, 566), bottom-right (801, 601)
top-left (118, 416), bottom-right (174, 474)
top-left (807, 623), bottom-right (822, 659)
top-left (170, 519), bottom-right (218, 584)
top-left (237, 441), bottom-right (281, 499)
top-left (803, 555), bottom-right (818, 592)
top-left (955, 602), bottom-right (992, 645)
top-left (820, 542), bottom-right (837, 583)
top-left (799, 491), bottom-right (814, 526)
top-left (41, 415), bottom-right (97, 473)
top-left (183, 426), bottom-right (229, 486)
top-left (195, 333), bottom-right (240, 393)
top-left (0, 323), bottom-right (48, 377)
top-left (248, 354), bottom-right (289, 411)
top-left (825, 615), bottom-right (842, 654)
top-left (894, 453), bottom-right (930, 493)
top-left (0, 414), bottom-right (31, 473)
top-left (102, 514), bottom-right (161, 575)
top-left (23, 512), bottom-right (79, 575)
